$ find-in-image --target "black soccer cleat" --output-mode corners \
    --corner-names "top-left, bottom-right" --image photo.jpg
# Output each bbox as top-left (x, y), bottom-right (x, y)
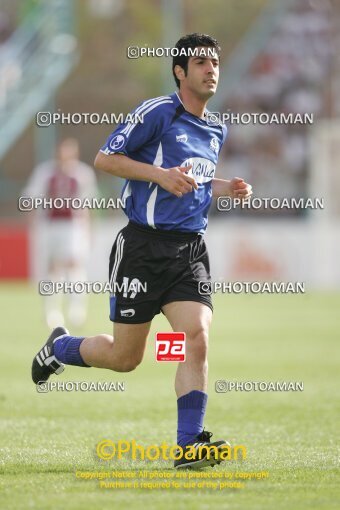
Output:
top-left (32, 327), bottom-right (68, 385)
top-left (174, 430), bottom-right (229, 470)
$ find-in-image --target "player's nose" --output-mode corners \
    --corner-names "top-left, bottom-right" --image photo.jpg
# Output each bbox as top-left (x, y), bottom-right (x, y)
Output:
top-left (205, 61), bottom-right (216, 75)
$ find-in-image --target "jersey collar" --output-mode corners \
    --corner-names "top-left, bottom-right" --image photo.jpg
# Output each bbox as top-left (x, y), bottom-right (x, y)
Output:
top-left (173, 91), bottom-right (210, 123)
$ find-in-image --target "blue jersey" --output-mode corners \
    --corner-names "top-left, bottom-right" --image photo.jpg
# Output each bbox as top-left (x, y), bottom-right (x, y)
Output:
top-left (100, 92), bottom-right (227, 233)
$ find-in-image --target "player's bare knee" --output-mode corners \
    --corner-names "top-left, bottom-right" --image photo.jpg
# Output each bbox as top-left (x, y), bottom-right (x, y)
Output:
top-left (187, 328), bottom-right (209, 361)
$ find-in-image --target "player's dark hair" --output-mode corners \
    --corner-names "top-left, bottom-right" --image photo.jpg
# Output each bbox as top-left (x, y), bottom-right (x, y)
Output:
top-left (172, 33), bottom-right (221, 88)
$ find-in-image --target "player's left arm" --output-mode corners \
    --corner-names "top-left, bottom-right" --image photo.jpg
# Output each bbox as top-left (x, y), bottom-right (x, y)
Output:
top-left (211, 124), bottom-right (252, 200)
top-left (212, 177), bottom-right (252, 200)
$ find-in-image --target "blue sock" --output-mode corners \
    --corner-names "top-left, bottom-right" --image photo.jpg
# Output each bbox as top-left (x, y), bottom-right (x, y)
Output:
top-left (53, 335), bottom-right (89, 367)
top-left (177, 390), bottom-right (208, 447)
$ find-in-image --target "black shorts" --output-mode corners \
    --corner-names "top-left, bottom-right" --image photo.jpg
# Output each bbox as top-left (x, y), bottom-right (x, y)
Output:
top-left (108, 221), bottom-right (213, 324)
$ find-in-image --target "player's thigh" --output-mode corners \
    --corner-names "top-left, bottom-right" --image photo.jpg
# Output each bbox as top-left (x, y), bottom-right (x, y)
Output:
top-left (112, 320), bottom-right (152, 361)
top-left (162, 301), bottom-right (212, 338)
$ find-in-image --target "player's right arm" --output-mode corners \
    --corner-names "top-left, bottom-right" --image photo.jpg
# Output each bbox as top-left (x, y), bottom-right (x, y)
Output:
top-left (94, 152), bottom-right (196, 198)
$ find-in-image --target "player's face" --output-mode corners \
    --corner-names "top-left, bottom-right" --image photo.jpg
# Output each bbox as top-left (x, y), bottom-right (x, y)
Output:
top-left (184, 48), bottom-right (219, 99)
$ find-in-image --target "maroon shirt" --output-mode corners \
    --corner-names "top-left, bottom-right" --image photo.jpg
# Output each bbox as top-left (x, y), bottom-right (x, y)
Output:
top-left (46, 170), bottom-right (79, 220)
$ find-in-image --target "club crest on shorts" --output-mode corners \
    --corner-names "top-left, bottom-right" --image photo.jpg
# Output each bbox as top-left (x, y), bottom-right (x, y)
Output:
top-left (120, 308), bottom-right (135, 318)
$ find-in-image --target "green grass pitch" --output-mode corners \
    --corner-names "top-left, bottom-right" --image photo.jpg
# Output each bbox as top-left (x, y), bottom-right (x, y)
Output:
top-left (0, 283), bottom-right (339, 509)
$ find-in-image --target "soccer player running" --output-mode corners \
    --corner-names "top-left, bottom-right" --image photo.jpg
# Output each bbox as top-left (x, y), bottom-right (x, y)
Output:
top-left (32, 34), bottom-right (252, 469)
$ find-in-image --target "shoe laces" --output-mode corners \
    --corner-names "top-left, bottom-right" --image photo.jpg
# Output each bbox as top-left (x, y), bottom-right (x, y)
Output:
top-left (196, 429), bottom-right (213, 443)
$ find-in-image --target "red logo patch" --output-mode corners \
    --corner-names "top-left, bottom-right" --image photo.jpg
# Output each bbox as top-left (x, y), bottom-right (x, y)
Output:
top-left (155, 332), bottom-right (186, 362)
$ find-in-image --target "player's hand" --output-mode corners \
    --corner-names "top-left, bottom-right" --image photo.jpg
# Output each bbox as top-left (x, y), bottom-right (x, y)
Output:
top-left (157, 165), bottom-right (198, 198)
top-left (228, 177), bottom-right (252, 200)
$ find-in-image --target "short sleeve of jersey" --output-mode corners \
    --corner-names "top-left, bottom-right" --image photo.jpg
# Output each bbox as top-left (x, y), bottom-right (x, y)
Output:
top-left (100, 96), bottom-right (174, 157)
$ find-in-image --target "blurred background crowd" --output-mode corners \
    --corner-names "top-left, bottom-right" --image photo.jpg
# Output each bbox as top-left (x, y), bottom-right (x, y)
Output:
top-left (220, 0), bottom-right (336, 206)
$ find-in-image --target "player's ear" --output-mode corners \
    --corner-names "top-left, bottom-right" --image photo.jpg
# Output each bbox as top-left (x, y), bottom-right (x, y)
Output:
top-left (174, 64), bottom-right (185, 83)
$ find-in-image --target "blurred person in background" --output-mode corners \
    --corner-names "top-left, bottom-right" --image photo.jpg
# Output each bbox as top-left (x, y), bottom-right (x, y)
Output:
top-left (23, 138), bottom-right (98, 328)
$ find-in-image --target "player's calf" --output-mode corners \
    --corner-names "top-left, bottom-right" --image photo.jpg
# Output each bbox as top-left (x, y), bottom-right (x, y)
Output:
top-left (78, 323), bottom-right (149, 371)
